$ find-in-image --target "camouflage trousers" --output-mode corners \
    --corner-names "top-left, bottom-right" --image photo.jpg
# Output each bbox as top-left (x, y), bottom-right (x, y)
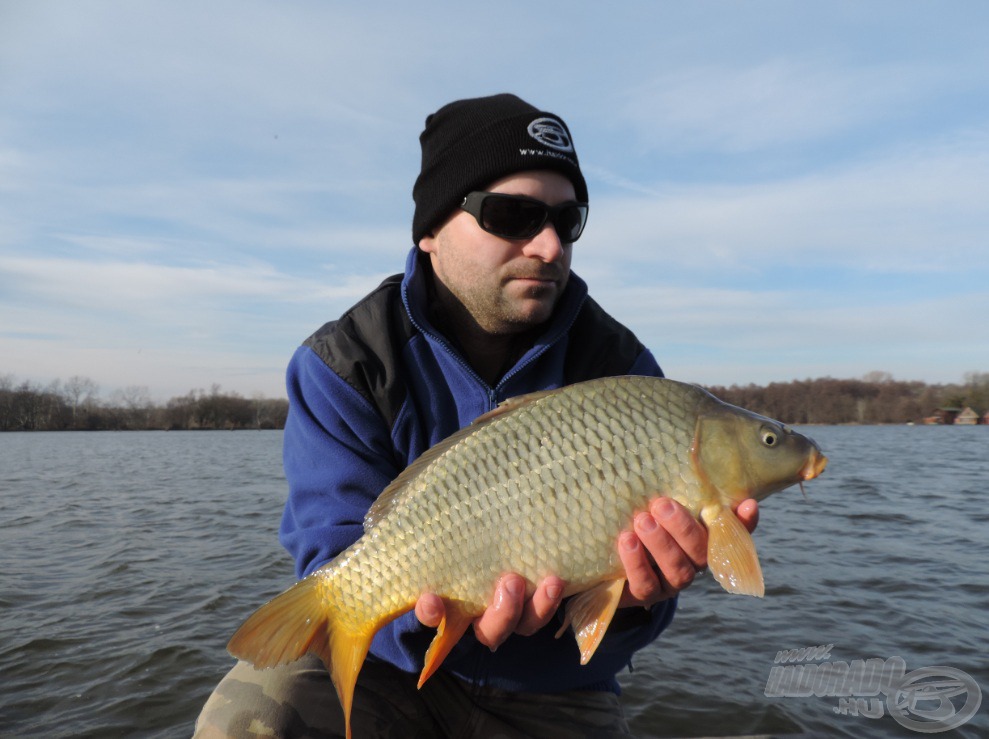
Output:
top-left (194, 655), bottom-right (631, 738)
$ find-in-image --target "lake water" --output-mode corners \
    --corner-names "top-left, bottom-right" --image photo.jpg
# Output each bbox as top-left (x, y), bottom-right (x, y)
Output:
top-left (1, 426), bottom-right (986, 738)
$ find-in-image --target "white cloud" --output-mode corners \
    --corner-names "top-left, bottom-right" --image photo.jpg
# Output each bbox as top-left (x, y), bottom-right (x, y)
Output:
top-left (608, 50), bottom-right (984, 155)
top-left (1, 334), bottom-right (290, 401)
top-left (581, 127), bottom-right (989, 274)
top-left (0, 254), bottom-right (391, 399)
top-left (2, 0), bottom-right (987, 398)
top-left (588, 282), bottom-right (988, 387)
top-left (0, 254), bottom-right (385, 318)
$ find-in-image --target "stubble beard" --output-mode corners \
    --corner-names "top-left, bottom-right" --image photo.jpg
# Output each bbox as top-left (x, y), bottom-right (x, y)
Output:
top-left (427, 228), bottom-right (569, 337)
top-left (461, 277), bottom-right (564, 336)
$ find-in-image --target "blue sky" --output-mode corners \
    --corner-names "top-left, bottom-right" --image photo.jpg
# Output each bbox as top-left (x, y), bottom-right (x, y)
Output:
top-left (2, 1), bottom-right (987, 401)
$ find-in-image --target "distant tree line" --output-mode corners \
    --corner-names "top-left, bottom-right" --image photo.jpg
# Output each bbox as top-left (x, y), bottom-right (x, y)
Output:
top-left (706, 371), bottom-right (989, 425)
top-left (0, 375), bottom-right (288, 431)
top-left (3, 371), bottom-right (987, 431)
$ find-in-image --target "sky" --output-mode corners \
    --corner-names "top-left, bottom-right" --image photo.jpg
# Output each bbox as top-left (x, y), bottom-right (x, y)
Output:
top-left (2, 1), bottom-right (988, 402)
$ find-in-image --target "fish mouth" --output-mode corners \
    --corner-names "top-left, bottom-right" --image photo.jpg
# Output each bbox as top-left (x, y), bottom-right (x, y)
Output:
top-left (800, 448), bottom-right (828, 480)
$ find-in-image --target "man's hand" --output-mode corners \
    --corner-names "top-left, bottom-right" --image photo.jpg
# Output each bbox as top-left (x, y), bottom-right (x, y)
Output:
top-left (617, 497), bottom-right (759, 607)
top-left (415, 574), bottom-right (565, 651)
top-left (414, 497), bottom-right (759, 649)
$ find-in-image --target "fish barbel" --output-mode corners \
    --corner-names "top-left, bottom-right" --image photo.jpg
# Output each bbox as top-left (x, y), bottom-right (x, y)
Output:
top-left (228, 376), bottom-right (827, 737)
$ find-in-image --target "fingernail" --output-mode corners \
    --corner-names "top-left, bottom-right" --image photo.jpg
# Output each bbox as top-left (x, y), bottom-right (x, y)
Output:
top-left (620, 531), bottom-right (640, 552)
top-left (422, 601), bottom-right (440, 622)
top-left (653, 498), bottom-right (675, 520)
top-left (504, 576), bottom-right (524, 598)
top-left (546, 583), bottom-right (563, 600)
top-left (636, 512), bottom-right (658, 533)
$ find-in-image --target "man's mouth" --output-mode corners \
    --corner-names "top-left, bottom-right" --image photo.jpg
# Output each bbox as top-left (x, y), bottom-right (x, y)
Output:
top-left (508, 271), bottom-right (561, 285)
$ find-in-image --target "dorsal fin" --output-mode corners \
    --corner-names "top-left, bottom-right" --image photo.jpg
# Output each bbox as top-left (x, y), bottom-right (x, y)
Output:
top-left (363, 388), bottom-right (557, 530)
top-left (470, 388), bottom-right (560, 424)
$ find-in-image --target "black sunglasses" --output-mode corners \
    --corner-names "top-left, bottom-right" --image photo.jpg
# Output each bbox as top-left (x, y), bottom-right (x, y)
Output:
top-left (460, 192), bottom-right (589, 243)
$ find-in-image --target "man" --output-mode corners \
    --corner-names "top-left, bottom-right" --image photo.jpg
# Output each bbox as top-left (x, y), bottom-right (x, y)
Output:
top-left (196, 93), bottom-right (757, 737)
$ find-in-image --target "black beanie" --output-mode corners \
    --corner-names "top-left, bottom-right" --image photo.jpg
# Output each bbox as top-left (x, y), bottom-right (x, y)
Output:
top-left (412, 93), bottom-right (588, 245)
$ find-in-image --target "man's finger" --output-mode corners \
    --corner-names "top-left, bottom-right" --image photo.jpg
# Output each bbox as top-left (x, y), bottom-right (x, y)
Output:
top-left (634, 506), bottom-right (697, 594)
top-left (415, 592), bottom-right (444, 628)
top-left (648, 498), bottom-right (707, 569)
top-left (735, 498), bottom-right (759, 533)
top-left (617, 528), bottom-right (665, 605)
top-left (515, 575), bottom-right (565, 636)
top-left (472, 574), bottom-right (525, 650)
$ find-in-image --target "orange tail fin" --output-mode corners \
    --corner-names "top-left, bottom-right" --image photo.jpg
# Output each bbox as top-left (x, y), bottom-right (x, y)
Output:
top-left (226, 574), bottom-right (377, 739)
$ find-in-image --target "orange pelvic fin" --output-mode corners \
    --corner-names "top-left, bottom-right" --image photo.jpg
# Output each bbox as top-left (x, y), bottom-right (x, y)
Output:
top-left (226, 574), bottom-right (379, 739)
top-left (418, 599), bottom-right (475, 689)
top-left (555, 578), bottom-right (625, 664)
top-left (702, 505), bottom-right (765, 597)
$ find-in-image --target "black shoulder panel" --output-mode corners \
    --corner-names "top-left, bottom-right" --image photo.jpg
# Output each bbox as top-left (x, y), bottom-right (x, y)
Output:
top-left (303, 274), bottom-right (416, 428)
top-left (563, 296), bottom-right (648, 383)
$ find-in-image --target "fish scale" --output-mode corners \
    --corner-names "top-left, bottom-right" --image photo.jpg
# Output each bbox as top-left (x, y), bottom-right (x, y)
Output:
top-left (335, 379), bottom-right (714, 613)
top-left (227, 375), bottom-right (827, 739)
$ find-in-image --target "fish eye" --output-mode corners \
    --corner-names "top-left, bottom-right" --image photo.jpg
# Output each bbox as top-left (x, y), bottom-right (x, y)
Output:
top-left (760, 427), bottom-right (779, 447)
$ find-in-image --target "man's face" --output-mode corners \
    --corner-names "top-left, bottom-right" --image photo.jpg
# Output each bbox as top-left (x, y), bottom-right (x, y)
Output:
top-left (419, 170), bottom-right (576, 335)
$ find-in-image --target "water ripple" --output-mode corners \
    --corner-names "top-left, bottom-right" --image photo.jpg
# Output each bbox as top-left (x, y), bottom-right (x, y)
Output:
top-left (2, 427), bottom-right (987, 737)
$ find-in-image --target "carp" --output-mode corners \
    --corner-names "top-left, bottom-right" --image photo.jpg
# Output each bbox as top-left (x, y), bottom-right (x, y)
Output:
top-left (228, 376), bottom-right (827, 737)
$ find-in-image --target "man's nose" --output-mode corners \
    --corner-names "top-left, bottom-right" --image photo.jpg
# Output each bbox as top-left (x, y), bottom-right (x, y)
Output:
top-left (522, 224), bottom-right (566, 262)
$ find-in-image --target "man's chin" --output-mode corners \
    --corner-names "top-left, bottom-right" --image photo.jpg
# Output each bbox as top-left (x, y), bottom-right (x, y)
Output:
top-left (501, 299), bottom-right (558, 330)
top-left (508, 277), bottom-right (562, 300)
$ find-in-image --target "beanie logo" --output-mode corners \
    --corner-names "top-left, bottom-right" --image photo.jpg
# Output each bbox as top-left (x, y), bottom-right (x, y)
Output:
top-left (527, 117), bottom-right (574, 153)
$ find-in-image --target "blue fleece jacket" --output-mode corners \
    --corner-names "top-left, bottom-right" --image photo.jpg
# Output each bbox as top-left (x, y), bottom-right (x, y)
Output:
top-left (278, 248), bottom-right (675, 694)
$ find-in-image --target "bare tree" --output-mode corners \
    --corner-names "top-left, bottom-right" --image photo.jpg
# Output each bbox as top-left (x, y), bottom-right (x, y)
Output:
top-left (110, 385), bottom-right (153, 429)
top-left (63, 376), bottom-right (100, 429)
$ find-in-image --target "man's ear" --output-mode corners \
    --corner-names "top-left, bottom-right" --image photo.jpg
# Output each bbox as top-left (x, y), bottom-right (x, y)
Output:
top-left (418, 232), bottom-right (438, 254)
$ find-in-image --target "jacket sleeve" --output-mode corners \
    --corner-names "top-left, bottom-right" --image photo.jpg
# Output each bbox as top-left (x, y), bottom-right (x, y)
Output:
top-left (628, 346), bottom-right (664, 379)
top-left (278, 344), bottom-right (402, 578)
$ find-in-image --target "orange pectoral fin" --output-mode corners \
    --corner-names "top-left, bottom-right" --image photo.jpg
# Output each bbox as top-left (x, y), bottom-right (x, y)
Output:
top-left (555, 578), bottom-right (625, 665)
top-left (702, 506), bottom-right (765, 597)
top-left (418, 599), bottom-right (475, 689)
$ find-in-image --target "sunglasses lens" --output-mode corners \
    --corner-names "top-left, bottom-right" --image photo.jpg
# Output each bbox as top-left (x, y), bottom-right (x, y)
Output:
top-left (480, 197), bottom-right (546, 239)
top-left (465, 193), bottom-right (588, 242)
top-left (554, 204), bottom-right (588, 243)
